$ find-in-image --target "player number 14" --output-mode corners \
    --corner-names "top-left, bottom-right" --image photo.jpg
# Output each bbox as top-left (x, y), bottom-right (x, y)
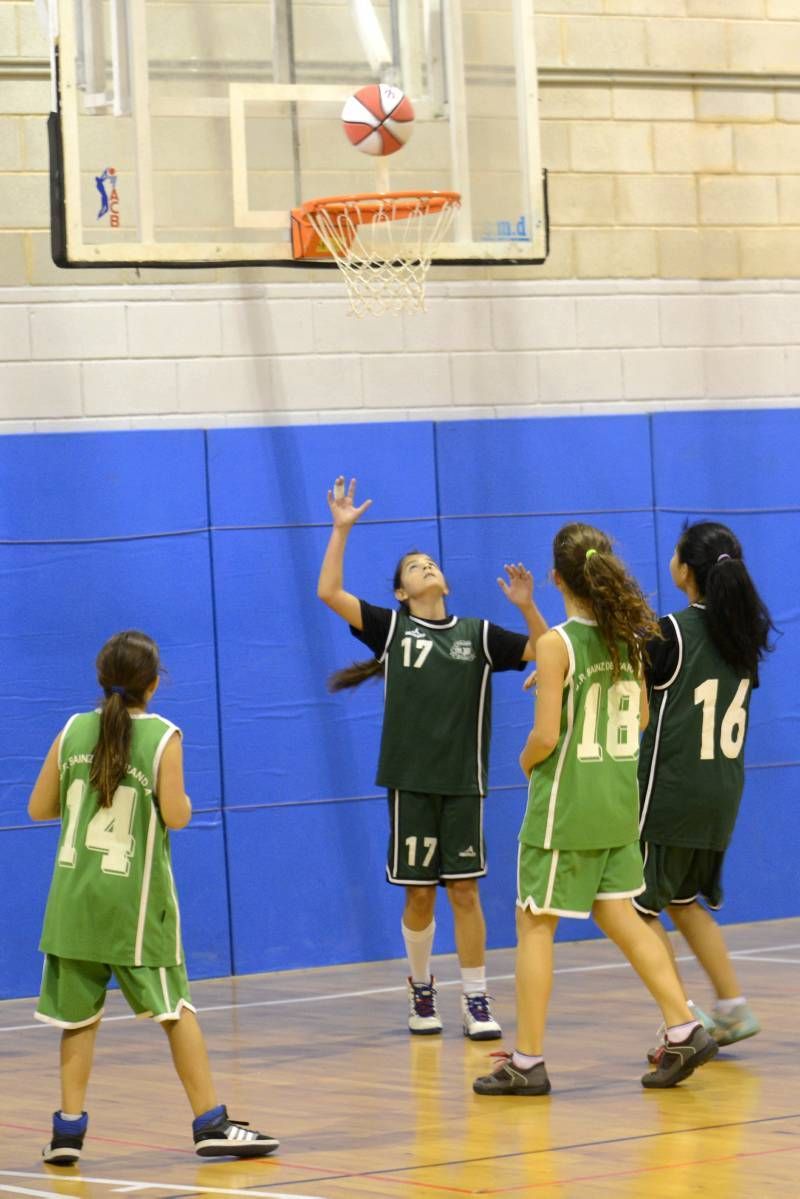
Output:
top-left (58, 779), bottom-right (138, 875)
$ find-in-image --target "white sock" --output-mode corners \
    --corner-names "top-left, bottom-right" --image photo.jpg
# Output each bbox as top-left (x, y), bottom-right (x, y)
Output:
top-left (461, 966), bottom-right (487, 996)
top-left (512, 1050), bottom-right (543, 1069)
top-left (667, 1019), bottom-right (701, 1044)
top-left (59, 1111), bottom-right (83, 1122)
top-left (402, 919), bottom-right (435, 984)
top-left (715, 996), bottom-right (746, 1014)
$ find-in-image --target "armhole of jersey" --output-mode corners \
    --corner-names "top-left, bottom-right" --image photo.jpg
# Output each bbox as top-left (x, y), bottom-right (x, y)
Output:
top-left (653, 614), bottom-right (683, 691)
top-left (553, 625), bottom-right (576, 685)
top-left (153, 722), bottom-right (182, 796)
top-left (377, 609), bottom-right (398, 664)
top-left (481, 620), bottom-right (493, 667)
top-left (57, 713), bottom-right (81, 769)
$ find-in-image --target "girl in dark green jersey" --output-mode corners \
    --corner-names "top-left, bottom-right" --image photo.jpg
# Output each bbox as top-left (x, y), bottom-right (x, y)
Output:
top-left (473, 523), bottom-right (718, 1096)
top-left (318, 477), bottom-right (545, 1041)
top-left (29, 631), bottom-right (277, 1165)
top-left (636, 521), bottom-right (775, 1051)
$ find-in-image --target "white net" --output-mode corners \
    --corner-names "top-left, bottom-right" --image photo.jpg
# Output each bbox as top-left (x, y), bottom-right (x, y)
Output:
top-left (303, 192), bottom-right (461, 318)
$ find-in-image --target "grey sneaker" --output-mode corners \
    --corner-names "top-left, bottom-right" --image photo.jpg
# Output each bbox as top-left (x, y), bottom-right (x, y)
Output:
top-left (641, 1025), bottom-right (718, 1088)
top-left (647, 1001), bottom-right (716, 1064)
top-left (473, 1052), bottom-right (551, 1096)
top-left (712, 1002), bottom-right (760, 1046)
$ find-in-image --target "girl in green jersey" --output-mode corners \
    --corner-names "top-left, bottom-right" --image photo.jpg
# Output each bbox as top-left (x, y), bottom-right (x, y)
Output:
top-left (319, 477), bottom-right (546, 1042)
top-left (29, 631), bottom-right (277, 1164)
top-left (636, 521), bottom-right (775, 1052)
top-left (473, 523), bottom-right (719, 1095)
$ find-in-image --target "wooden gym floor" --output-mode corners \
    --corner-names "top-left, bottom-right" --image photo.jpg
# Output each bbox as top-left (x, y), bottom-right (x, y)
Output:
top-left (1, 917), bottom-right (798, 1199)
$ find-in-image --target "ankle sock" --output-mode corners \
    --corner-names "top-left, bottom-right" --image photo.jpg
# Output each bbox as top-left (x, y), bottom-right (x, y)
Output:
top-left (512, 1050), bottom-right (543, 1070)
top-left (192, 1103), bottom-right (225, 1132)
top-left (461, 966), bottom-right (487, 996)
top-left (666, 1019), bottom-right (701, 1044)
top-left (54, 1111), bottom-right (87, 1135)
top-left (714, 996), bottom-right (745, 1015)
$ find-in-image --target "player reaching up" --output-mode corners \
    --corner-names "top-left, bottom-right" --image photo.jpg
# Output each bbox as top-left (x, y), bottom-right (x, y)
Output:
top-left (318, 476), bottom-right (545, 1040)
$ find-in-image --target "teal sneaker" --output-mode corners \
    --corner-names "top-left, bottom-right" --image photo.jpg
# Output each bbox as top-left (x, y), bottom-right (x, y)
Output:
top-left (712, 1003), bottom-right (760, 1047)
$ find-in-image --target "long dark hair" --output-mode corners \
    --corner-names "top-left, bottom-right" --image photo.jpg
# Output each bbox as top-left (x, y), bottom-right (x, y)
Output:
top-left (90, 631), bottom-right (161, 807)
top-left (328, 551), bottom-right (422, 692)
top-left (554, 523), bottom-right (660, 679)
top-left (676, 521), bottom-right (775, 681)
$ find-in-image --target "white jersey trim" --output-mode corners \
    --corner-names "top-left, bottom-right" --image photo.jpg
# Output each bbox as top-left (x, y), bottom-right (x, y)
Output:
top-left (638, 690), bottom-right (670, 834)
top-left (475, 662), bottom-right (491, 796)
top-left (57, 713), bottom-right (82, 768)
top-left (134, 803), bottom-right (158, 967)
top-left (34, 1008), bottom-right (106, 1030)
top-left (378, 609), bottom-right (398, 664)
top-left (407, 613), bottom-right (458, 630)
top-left (152, 720), bottom-right (181, 794)
top-left (543, 625), bottom-right (576, 849)
top-left (653, 613), bottom-right (683, 692)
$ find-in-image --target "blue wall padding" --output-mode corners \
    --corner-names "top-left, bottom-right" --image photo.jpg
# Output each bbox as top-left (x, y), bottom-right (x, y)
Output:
top-left (1, 412), bottom-right (798, 999)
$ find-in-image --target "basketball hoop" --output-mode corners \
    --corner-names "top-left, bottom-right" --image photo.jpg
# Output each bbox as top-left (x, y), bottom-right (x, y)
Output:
top-left (291, 190), bottom-right (461, 317)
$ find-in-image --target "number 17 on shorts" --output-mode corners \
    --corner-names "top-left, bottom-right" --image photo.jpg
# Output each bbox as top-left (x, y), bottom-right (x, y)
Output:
top-left (386, 790), bottom-right (487, 884)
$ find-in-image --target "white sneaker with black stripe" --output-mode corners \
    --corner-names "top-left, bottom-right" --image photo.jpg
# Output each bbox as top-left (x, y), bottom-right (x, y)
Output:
top-left (193, 1105), bottom-right (279, 1157)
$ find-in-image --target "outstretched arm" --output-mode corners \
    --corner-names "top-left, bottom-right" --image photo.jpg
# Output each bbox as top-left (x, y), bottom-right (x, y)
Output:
top-left (498, 563), bottom-right (548, 661)
top-left (317, 476), bottom-right (372, 630)
top-left (519, 631), bottom-right (568, 778)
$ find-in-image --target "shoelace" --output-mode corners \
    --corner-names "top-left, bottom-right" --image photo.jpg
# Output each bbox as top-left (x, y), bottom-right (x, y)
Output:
top-left (411, 983), bottom-right (437, 1017)
top-left (488, 1050), bottom-right (512, 1074)
top-left (466, 993), bottom-right (494, 1021)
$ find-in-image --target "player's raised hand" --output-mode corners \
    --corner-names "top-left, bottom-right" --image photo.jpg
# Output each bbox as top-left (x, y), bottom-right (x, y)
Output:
top-left (498, 562), bottom-right (534, 608)
top-left (327, 476), bottom-right (373, 527)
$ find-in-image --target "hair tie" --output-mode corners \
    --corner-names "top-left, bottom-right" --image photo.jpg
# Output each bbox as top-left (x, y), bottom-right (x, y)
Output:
top-left (716, 553), bottom-right (732, 563)
top-left (585, 548), bottom-right (598, 560)
top-left (109, 685), bottom-right (127, 697)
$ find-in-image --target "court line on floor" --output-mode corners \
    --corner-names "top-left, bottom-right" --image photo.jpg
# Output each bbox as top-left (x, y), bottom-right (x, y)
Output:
top-left (0, 1172), bottom-right (323, 1199)
top-left (0, 943), bottom-right (794, 1035)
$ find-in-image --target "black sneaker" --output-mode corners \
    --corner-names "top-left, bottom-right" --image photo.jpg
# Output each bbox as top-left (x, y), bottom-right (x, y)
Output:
top-left (193, 1105), bottom-right (279, 1158)
top-left (473, 1051), bottom-right (551, 1096)
top-left (641, 1025), bottom-right (718, 1088)
top-left (42, 1111), bottom-right (87, 1166)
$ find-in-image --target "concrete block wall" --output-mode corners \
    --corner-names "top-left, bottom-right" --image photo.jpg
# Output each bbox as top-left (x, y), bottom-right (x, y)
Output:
top-left (2, 1), bottom-right (800, 430)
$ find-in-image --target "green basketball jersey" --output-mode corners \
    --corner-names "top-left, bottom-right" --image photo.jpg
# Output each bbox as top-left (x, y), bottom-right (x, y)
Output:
top-left (376, 612), bottom-right (495, 796)
top-left (639, 605), bottom-right (752, 851)
top-left (39, 711), bottom-right (184, 967)
top-left (520, 619), bottom-right (641, 851)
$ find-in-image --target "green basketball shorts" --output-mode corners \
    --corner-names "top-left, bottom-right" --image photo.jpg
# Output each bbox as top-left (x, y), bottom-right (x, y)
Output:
top-left (517, 840), bottom-right (645, 918)
top-left (387, 790), bottom-right (487, 885)
top-left (633, 843), bottom-right (725, 916)
top-left (35, 954), bottom-right (196, 1028)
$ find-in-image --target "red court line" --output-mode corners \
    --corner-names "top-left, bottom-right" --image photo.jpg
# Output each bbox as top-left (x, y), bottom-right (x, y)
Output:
top-left (485, 1141), bottom-right (800, 1194)
top-left (0, 1121), bottom-right (194, 1156)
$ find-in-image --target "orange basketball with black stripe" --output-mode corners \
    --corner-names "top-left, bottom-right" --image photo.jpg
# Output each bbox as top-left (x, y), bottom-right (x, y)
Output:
top-left (341, 85), bottom-right (415, 157)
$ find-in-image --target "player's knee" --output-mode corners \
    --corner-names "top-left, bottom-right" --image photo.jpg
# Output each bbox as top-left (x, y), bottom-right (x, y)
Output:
top-left (404, 886), bottom-right (436, 920)
top-left (446, 879), bottom-right (479, 911)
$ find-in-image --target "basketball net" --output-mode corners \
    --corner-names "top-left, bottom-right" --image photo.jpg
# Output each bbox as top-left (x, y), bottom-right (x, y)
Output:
top-left (291, 191), bottom-right (461, 318)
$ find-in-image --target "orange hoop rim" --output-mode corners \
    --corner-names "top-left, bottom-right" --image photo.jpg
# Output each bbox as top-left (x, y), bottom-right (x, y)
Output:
top-left (296, 189), bottom-right (461, 221)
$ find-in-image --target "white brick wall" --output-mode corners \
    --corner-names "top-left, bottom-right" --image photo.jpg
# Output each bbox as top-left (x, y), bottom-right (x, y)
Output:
top-left (1, 279), bottom-right (797, 434)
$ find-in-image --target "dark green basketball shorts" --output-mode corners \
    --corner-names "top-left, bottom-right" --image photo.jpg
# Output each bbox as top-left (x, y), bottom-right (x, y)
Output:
top-left (633, 842), bottom-right (725, 915)
top-left (386, 790), bottom-right (487, 885)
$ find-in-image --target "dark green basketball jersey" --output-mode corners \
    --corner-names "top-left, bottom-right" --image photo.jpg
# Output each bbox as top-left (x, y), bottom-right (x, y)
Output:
top-left (377, 612), bottom-right (496, 795)
top-left (39, 711), bottom-right (184, 967)
top-left (639, 605), bottom-right (752, 851)
top-left (520, 619), bottom-right (641, 851)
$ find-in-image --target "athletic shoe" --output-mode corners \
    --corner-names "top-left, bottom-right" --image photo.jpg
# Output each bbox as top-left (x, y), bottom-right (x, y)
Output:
top-left (42, 1111), bottom-right (88, 1166)
top-left (641, 1025), bottom-right (718, 1088)
top-left (647, 1001), bottom-right (716, 1064)
top-left (473, 1051), bottom-right (551, 1096)
top-left (461, 992), bottom-right (502, 1041)
top-left (193, 1105), bottom-right (279, 1158)
top-left (407, 976), bottom-right (443, 1035)
top-left (712, 1002), bottom-right (760, 1046)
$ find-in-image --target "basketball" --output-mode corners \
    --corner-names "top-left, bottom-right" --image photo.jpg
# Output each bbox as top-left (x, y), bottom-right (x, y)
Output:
top-left (341, 84), bottom-right (415, 156)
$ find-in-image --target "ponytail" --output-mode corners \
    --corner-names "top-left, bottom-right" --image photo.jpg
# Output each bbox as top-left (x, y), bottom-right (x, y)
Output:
top-left (90, 691), bottom-right (134, 808)
top-left (677, 522), bottom-right (776, 681)
top-left (328, 658), bottom-right (384, 692)
top-left (90, 631), bottom-right (161, 807)
top-left (553, 523), bottom-right (661, 678)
